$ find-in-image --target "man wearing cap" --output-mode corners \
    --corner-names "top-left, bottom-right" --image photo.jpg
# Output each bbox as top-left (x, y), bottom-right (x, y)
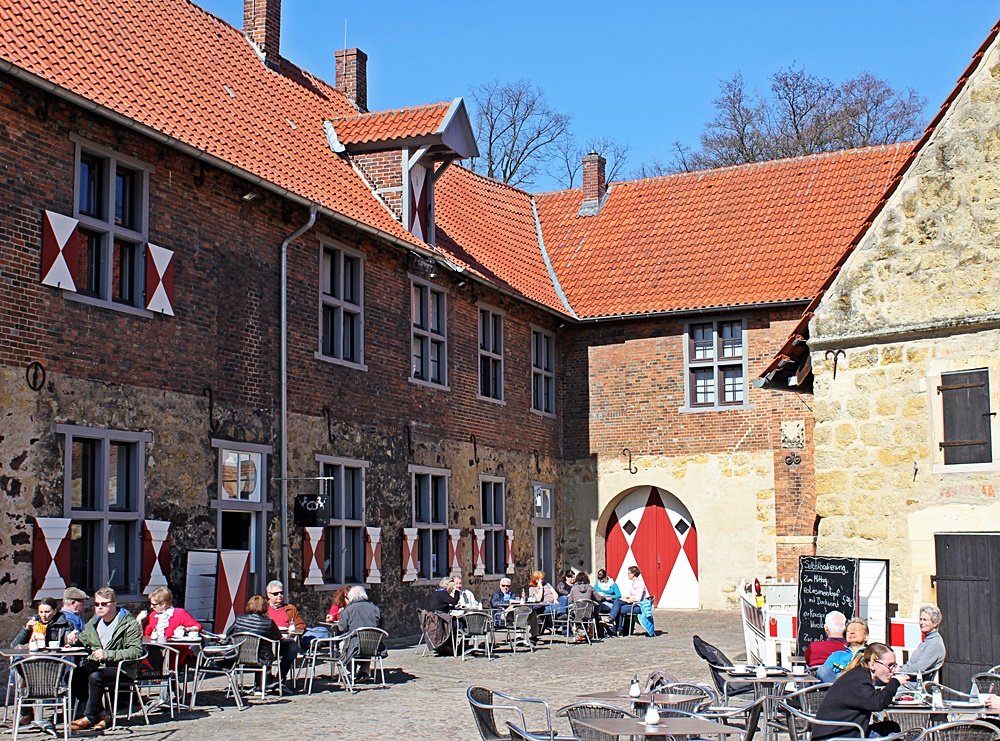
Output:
top-left (61, 587), bottom-right (87, 634)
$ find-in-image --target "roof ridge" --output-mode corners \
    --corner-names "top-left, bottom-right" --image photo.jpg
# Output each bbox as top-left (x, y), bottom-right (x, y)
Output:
top-left (331, 100), bottom-right (453, 124)
top-left (451, 164), bottom-right (535, 198)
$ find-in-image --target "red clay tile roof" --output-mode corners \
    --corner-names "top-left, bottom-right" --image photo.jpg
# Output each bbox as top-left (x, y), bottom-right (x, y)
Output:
top-left (435, 166), bottom-right (569, 313)
top-left (0, 0), bottom-right (423, 249)
top-left (333, 102), bottom-right (452, 146)
top-left (534, 145), bottom-right (914, 319)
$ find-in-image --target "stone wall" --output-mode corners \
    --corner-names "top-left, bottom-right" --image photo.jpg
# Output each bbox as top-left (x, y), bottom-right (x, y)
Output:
top-left (809, 37), bottom-right (1000, 614)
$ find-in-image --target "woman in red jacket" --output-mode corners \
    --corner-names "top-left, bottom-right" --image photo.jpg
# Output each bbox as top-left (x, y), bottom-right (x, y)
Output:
top-left (136, 587), bottom-right (202, 667)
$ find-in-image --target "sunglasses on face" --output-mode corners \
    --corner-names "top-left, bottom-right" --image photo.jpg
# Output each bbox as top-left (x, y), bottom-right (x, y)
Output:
top-left (268, 592), bottom-right (283, 596)
top-left (95, 601), bottom-right (114, 607)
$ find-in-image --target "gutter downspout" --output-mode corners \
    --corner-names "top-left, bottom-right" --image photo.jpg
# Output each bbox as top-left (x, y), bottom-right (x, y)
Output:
top-left (280, 205), bottom-right (319, 588)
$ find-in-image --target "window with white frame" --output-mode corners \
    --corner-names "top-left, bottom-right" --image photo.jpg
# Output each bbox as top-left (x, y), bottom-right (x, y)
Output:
top-left (212, 440), bottom-right (272, 590)
top-left (532, 484), bottom-right (554, 578)
top-left (73, 139), bottom-right (150, 312)
top-left (685, 318), bottom-right (747, 408)
top-left (479, 306), bottom-right (504, 401)
top-left (411, 277), bottom-right (447, 386)
top-left (480, 477), bottom-right (506, 576)
top-left (412, 468), bottom-right (449, 580)
top-left (531, 327), bottom-right (555, 415)
top-left (57, 424), bottom-right (150, 595)
top-left (319, 457), bottom-right (367, 584)
top-left (319, 243), bottom-right (364, 366)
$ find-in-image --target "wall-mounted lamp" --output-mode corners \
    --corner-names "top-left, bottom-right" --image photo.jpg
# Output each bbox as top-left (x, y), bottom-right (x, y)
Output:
top-left (241, 191), bottom-right (260, 202)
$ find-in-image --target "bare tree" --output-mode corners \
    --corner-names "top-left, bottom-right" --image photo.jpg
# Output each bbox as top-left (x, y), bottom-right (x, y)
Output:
top-left (551, 135), bottom-right (630, 188)
top-left (468, 79), bottom-right (571, 188)
top-left (676, 66), bottom-right (926, 171)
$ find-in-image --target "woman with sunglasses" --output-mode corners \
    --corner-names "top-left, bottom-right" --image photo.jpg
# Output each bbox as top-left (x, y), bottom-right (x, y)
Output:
top-left (812, 643), bottom-right (908, 739)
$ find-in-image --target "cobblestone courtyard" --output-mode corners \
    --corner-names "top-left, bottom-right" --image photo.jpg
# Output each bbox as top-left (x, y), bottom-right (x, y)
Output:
top-left (39, 609), bottom-right (743, 740)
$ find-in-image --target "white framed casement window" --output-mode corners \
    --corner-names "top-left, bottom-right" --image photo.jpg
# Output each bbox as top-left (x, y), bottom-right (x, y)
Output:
top-left (317, 455), bottom-right (368, 585)
top-left (480, 476), bottom-right (506, 576)
top-left (532, 483), bottom-right (554, 578)
top-left (410, 275), bottom-right (448, 388)
top-left (57, 424), bottom-right (150, 597)
top-left (316, 241), bottom-right (366, 369)
top-left (410, 465), bottom-right (450, 582)
top-left (531, 326), bottom-right (556, 416)
top-left (211, 439), bottom-right (273, 593)
top-left (70, 134), bottom-right (152, 317)
top-left (682, 317), bottom-right (749, 411)
top-left (478, 305), bottom-right (504, 403)
top-left (928, 363), bottom-right (1000, 473)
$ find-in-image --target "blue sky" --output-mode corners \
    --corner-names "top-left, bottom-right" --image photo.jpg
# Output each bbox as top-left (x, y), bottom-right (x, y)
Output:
top-left (198, 1), bottom-right (998, 190)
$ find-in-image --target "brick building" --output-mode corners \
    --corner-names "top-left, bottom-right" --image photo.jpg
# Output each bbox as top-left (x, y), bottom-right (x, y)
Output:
top-left (0, 0), bottom-right (911, 635)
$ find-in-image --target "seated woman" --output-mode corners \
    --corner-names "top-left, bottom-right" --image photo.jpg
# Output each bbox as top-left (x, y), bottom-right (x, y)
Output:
top-left (10, 597), bottom-right (72, 728)
top-left (898, 603), bottom-right (946, 678)
top-left (813, 643), bottom-right (907, 740)
top-left (135, 587), bottom-right (202, 680)
top-left (593, 569), bottom-right (621, 616)
top-left (226, 595), bottom-right (284, 688)
top-left (326, 587), bottom-right (349, 625)
top-left (428, 577), bottom-right (460, 613)
top-left (817, 617), bottom-right (868, 683)
top-left (568, 571), bottom-right (597, 605)
top-left (608, 566), bottom-right (647, 636)
top-left (528, 570), bottom-right (564, 615)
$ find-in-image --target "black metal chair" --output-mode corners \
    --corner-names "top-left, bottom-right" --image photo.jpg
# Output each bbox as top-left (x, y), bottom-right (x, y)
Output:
top-left (497, 606), bottom-right (536, 653)
top-left (972, 673), bottom-right (1000, 696)
top-left (508, 722), bottom-right (581, 741)
top-left (917, 720), bottom-right (1000, 741)
top-left (102, 651), bottom-right (150, 730)
top-left (780, 683), bottom-right (832, 740)
top-left (693, 634), bottom-right (755, 703)
top-left (336, 627), bottom-right (388, 692)
top-left (458, 610), bottom-right (496, 660)
top-left (467, 686), bottom-right (576, 741)
top-left (557, 701), bottom-right (639, 741)
top-left (132, 643), bottom-right (182, 719)
top-left (658, 682), bottom-right (715, 712)
top-left (189, 639), bottom-right (247, 711)
top-left (230, 632), bottom-right (280, 699)
top-left (10, 656), bottom-right (75, 741)
top-left (779, 700), bottom-right (866, 740)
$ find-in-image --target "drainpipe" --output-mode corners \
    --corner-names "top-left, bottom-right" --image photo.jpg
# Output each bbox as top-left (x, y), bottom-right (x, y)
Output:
top-left (280, 204), bottom-right (319, 588)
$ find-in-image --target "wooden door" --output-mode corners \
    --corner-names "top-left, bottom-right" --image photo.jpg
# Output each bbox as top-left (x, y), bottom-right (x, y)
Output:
top-left (934, 532), bottom-right (1000, 688)
top-left (605, 486), bottom-right (698, 608)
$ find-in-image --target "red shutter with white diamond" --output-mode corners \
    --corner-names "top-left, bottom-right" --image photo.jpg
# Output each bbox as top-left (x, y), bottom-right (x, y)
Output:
top-left (140, 520), bottom-right (171, 595)
top-left (472, 528), bottom-right (486, 577)
top-left (447, 528), bottom-right (462, 577)
top-left (505, 529), bottom-right (515, 575)
top-left (145, 243), bottom-right (175, 315)
top-left (408, 165), bottom-right (429, 241)
top-left (32, 517), bottom-right (72, 599)
top-left (213, 550), bottom-right (250, 633)
top-left (40, 211), bottom-right (79, 291)
top-left (365, 527), bottom-right (382, 584)
top-left (401, 527), bottom-right (418, 582)
top-left (302, 527), bottom-right (325, 586)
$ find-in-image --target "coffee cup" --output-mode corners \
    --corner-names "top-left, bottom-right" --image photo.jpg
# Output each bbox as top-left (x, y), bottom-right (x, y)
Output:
top-left (174, 627), bottom-right (187, 638)
top-left (793, 665), bottom-right (805, 676)
top-left (755, 666), bottom-right (767, 679)
top-left (736, 664), bottom-right (748, 673)
top-left (49, 640), bottom-right (60, 649)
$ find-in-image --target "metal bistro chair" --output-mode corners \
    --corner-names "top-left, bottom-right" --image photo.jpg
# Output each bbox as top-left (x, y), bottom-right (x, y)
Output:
top-left (497, 606), bottom-right (535, 654)
top-left (10, 656), bottom-right (75, 741)
top-left (189, 638), bottom-right (246, 711)
top-left (780, 683), bottom-right (832, 740)
top-left (132, 643), bottom-right (182, 719)
top-left (297, 634), bottom-right (346, 694)
top-left (103, 651), bottom-right (150, 730)
top-left (918, 720), bottom-right (1000, 741)
top-left (415, 609), bottom-right (431, 656)
top-left (507, 721), bottom-right (582, 741)
top-left (557, 701), bottom-right (639, 741)
top-left (780, 699), bottom-right (866, 740)
top-left (561, 600), bottom-right (599, 644)
top-left (458, 610), bottom-right (496, 661)
top-left (693, 634), bottom-right (755, 704)
top-left (659, 682), bottom-right (715, 712)
top-left (972, 673), bottom-right (1000, 696)
top-left (231, 632), bottom-right (281, 699)
top-left (336, 627), bottom-right (388, 692)
top-left (467, 686), bottom-right (577, 741)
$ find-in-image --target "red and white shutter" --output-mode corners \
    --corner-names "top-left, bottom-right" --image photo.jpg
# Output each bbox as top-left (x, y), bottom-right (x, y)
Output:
top-left (32, 517), bottom-right (72, 599)
top-left (144, 243), bottom-right (175, 315)
top-left (401, 527), bottom-right (418, 582)
top-left (40, 210), bottom-right (79, 292)
top-left (768, 613), bottom-right (798, 640)
top-left (447, 528), bottom-right (462, 577)
top-left (890, 618), bottom-right (924, 655)
top-left (472, 528), bottom-right (486, 577)
top-left (364, 527), bottom-right (382, 584)
top-left (140, 520), bottom-right (171, 595)
top-left (213, 550), bottom-right (250, 633)
top-left (505, 529), bottom-right (515, 575)
top-left (302, 527), bottom-right (325, 587)
top-left (408, 164), bottom-right (429, 241)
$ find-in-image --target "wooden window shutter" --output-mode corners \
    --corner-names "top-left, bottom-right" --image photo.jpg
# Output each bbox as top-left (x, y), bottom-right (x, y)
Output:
top-left (32, 517), bottom-right (72, 599)
top-left (140, 520), bottom-right (171, 595)
top-left (40, 211), bottom-right (80, 292)
top-left (301, 527), bottom-right (325, 586)
top-left (939, 369), bottom-right (993, 464)
top-left (364, 527), bottom-right (382, 584)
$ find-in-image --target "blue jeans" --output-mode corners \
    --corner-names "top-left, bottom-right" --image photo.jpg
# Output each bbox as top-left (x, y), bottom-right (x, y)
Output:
top-left (608, 600), bottom-right (641, 633)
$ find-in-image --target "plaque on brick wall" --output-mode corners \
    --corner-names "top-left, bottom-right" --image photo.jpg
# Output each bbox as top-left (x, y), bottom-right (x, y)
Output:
top-left (294, 494), bottom-right (330, 527)
top-left (781, 421), bottom-right (805, 449)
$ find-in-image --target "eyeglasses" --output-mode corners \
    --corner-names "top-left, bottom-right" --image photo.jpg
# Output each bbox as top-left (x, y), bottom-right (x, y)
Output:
top-left (268, 592), bottom-right (283, 596)
top-left (874, 660), bottom-right (897, 670)
top-left (94, 601), bottom-right (114, 607)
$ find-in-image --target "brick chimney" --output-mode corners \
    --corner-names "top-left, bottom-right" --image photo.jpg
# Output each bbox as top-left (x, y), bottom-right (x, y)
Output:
top-left (336, 48), bottom-right (368, 113)
top-left (579, 151), bottom-right (607, 216)
top-left (244, 0), bottom-right (281, 67)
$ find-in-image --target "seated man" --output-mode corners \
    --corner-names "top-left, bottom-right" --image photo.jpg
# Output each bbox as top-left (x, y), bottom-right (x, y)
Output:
top-left (817, 617), bottom-right (868, 683)
top-left (453, 575), bottom-right (481, 610)
top-left (805, 610), bottom-right (848, 667)
top-left (339, 586), bottom-right (383, 670)
top-left (265, 580), bottom-right (305, 684)
top-left (70, 588), bottom-right (143, 731)
top-left (61, 587), bottom-right (87, 634)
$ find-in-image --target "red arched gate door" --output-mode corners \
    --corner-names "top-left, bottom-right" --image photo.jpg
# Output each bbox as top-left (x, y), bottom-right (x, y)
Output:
top-left (605, 486), bottom-right (698, 608)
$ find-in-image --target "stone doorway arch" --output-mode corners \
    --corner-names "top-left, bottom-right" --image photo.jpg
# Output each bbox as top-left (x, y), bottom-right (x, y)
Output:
top-left (601, 485), bottom-right (699, 608)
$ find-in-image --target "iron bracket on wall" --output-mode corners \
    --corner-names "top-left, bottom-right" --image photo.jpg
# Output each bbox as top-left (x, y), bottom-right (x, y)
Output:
top-left (321, 406), bottom-right (335, 444)
top-left (25, 361), bottom-right (46, 391)
top-left (825, 349), bottom-right (846, 380)
top-left (469, 434), bottom-right (480, 466)
top-left (784, 452), bottom-right (802, 466)
top-left (623, 448), bottom-right (637, 475)
top-left (533, 449), bottom-right (541, 474)
top-left (202, 387), bottom-right (221, 432)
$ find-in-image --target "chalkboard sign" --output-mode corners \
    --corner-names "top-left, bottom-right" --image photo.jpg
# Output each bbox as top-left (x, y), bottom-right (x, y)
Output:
top-left (797, 556), bottom-right (858, 648)
top-left (293, 493), bottom-right (330, 527)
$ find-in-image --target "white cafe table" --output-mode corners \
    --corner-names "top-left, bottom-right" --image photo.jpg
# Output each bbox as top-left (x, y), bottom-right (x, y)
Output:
top-left (573, 716), bottom-right (744, 739)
